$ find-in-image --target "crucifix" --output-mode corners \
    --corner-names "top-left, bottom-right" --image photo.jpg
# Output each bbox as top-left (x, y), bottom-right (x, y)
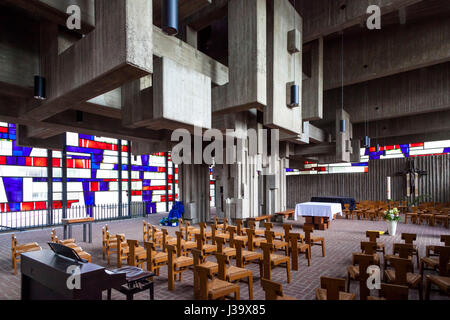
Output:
top-left (396, 158), bottom-right (427, 198)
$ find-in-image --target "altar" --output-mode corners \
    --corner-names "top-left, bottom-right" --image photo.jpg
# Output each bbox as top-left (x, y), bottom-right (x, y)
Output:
top-left (295, 202), bottom-right (343, 230)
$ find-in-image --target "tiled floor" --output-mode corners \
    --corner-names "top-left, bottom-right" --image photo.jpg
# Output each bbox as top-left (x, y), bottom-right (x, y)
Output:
top-left (1, 213), bottom-right (449, 300)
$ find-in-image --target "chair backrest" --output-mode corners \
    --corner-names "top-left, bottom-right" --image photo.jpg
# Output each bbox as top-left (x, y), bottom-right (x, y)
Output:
top-left (144, 241), bottom-right (156, 270)
top-left (127, 239), bottom-right (140, 266)
top-left (303, 224), bottom-right (314, 243)
top-left (248, 220), bottom-right (256, 230)
top-left (434, 246), bottom-right (450, 277)
top-left (380, 283), bottom-right (409, 300)
top-left (215, 252), bottom-right (229, 280)
top-left (264, 222), bottom-right (273, 231)
top-left (195, 233), bottom-right (204, 250)
top-left (260, 242), bottom-right (274, 279)
top-left (282, 224), bottom-right (292, 240)
top-left (441, 235), bottom-right (450, 246)
top-left (394, 243), bottom-right (414, 259)
top-left (175, 231), bottom-right (184, 257)
top-left (366, 231), bottom-right (380, 242)
top-left (246, 228), bottom-right (256, 251)
top-left (215, 236), bottom-right (226, 254)
top-left (353, 253), bottom-right (375, 300)
top-left (227, 226), bottom-right (236, 247)
top-left (401, 233), bottom-right (416, 244)
top-left (320, 277), bottom-right (346, 300)
top-left (143, 220), bottom-right (148, 242)
top-left (191, 248), bottom-right (203, 267)
top-left (161, 229), bottom-right (169, 252)
top-left (389, 257), bottom-right (413, 285)
top-left (195, 264), bottom-right (214, 300)
top-left (50, 229), bottom-right (58, 243)
top-left (234, 239), bottom-right (245, 268)
top-left (102, 227), bottom-right (106, 243)
top-left (210, 224), bottom-right (218, 244)
top-left (199, 222), bottom-right (206, 239)
top-left (261, 278), bottom-right (283, 300)
top-left (11, 234), bottom-right (17, 253)
top-left (361, 241), bottom-right (377, 255)
top-left (235, 219), bottom-right (243, 235)
top-left (265, 230), bottom-right (275, 244)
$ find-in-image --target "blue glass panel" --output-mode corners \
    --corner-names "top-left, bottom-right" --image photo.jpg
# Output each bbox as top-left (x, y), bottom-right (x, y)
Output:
top-left (3, 177), bottom-right (23, 203)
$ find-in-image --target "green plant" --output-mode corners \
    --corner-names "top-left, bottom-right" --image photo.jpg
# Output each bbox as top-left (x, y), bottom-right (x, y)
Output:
top-left (170, 218), bottom-right (178, 224)
top-left (384, 208), bottom-right (401, 222)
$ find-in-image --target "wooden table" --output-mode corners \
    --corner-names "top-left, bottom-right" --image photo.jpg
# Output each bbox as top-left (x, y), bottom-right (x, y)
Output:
top-left (62, 217), bottom-right (94, 243)
top-left (246, 215), bottom-right (273, 227)
top-left (275, 210), bottom-right (295, 222)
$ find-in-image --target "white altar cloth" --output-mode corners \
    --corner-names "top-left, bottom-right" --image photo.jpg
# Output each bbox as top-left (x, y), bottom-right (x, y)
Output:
top-left (294, 202), bottom-right (343, 221)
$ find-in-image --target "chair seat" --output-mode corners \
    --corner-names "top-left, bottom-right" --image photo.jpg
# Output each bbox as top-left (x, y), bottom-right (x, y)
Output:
top-left (78, 251), bottom-right (91, 262)
top-left (315, 288), bottom-right (355, 300)
top-left (243, 250), bottom-right (262, 261)
top-left (200, 261), bottom-right (219, 273)
top-left (426, 275), bottom-right (450, 292)
top-left (208, 279), bottom-right (239, 298)
top-left (203, 244), bottom-right (217, 254)
top-left (235, 235), bottom-right (248, 243)
top-left (15, 245), bottom-right (41, 255)
top-left (223, 247), bottom-right (237, 256)
top-left (311, 236), bottom-right (324, 243)
top-left (421, 257), bottom-right (439, 268)
top-left (385, 270), bottom-right (422, 287)
top-left (385, 254), bottom-right (413, 263)
top-left (227, 266), bottom-right (251, 280)
top-left (216, 233), bottom-right (230, 240)
top-left (270, 254), bottom-right (289, 265)
top-left (253, 238), bottom-right (267, 247)
top-left (183, 241), bottom-right (197, 250)
top-left (254, 229), bottom-right (265, 236)
top-left (167, 238), bottom-right (177, 246)
top-left (153, 252), bottom-right (168, 263)
top-left (377, 242), bottom-right (385, 249)
top-left (175, 256), bottom-right (193, 268)
top-left (273, 240), bottom-right (288, 249)
top-left (347, 265), bottom-right (359, 279)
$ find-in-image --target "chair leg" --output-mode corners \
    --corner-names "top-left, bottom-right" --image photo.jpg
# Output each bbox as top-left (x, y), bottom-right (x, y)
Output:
top-left (286, 262), bottom-right (291, 283)
top-left (248, 275), bottom-right (253, 300)
top-left (346, 274), bottom-right (351, 292)
top-left (425, 278), bottom-right (431, 300)
top-left (321, 241), bottom-right (325, 257)
top-left (418, 282), bottom-right (423, 301)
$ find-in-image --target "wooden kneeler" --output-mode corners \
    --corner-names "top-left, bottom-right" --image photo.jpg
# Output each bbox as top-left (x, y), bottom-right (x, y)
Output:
top-left (261, 278), bottom-right (296, 300)
top-left (260, 242), bottom-right (291, 283)
top-left (216, 252), bottom-right (253, 300)
top-left (196, 264), bottom-right (240, 300)
top-left (166, 244), bottom-right (193, 291)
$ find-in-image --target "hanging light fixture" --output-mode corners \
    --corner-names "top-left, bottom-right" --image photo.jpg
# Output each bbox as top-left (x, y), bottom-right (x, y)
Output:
top-left (363, 82), bottom-right (370, 148)
top-left (162, 0), bottom-right (179, 36)
top-left (34, 35), bottom-right (46, 100)
top-left (288, 0), bottom-right (299, 107)
top-left (363, 136), bottom-right (371, 148)
top-left (339, 31), bottom-right (346, 133)
top-left (76, 111), bottom-right (83, 123)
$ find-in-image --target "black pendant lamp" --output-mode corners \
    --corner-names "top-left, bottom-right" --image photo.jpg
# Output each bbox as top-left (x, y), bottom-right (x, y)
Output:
top-left (363, 136), bottom-right (371, 148)
top-left (339, 32), bottom-right (346, 133)
top-left (340, 119), bottom-right (346, 133)
top-left (34, 75), bottom-right (46, 100)
top-left (162, 0), bottom-right (179, 36)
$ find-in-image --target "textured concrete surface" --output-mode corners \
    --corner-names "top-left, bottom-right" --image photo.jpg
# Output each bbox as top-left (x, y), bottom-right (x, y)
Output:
top-left (1, 213), bottom-right (448, 300)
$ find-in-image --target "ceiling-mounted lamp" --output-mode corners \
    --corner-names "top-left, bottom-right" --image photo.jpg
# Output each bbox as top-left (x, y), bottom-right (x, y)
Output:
top-left (363, 136), bottom-right (371, 148)
top-left (376, 144), bottom-right (381, 152)
top-left (162, 0), bottom-right (179, 36)
top-left (76, 111), bottom-right (83, 123)
top-left (34, 75), bottom-right (46, 100)
top-left (289, 84), bottom-right (299, 107)
top-left (340, 119), bottom-right (346, 133)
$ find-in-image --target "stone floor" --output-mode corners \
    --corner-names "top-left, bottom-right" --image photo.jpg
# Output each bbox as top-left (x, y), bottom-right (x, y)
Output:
top-left (1, 213), bottom-right (449, 300)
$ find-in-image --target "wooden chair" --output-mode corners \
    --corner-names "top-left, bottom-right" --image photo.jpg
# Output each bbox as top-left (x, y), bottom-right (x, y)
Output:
top-left (216, 252), bottom-right (253, 300)
top-left (434, 208), bottom-right (449, 228)
top-left (211, 224), bottom-right (229, 244)
top-left (126, 239), bottom-right (148, 269)
top-left (399, 233), bottom-right (420, 266)
top-left (343, 204), bottom-right (353, 220)
top-left (264, 222), bottom-right (283, 240)
top-left (50, 229), bottom-right (92, 262)
top-left (162, 228), bottom-right (177, 247)
top-left (367, 283), bottom-right (409, 300)
top-left (235, 219), bottom-right (245, 236)
top-left (303, 224), bottom-right (325, 257)
top-left (288, 232), bottom-right (311, 269)
top-left (195, 264), bottom-right (240, 300)
top-left (353, 241), bottom-right (380, 266)
top-left (385, 256), bottom-right (423, 300)
top-left (191, 248), bottom-right (218, 299)
top-left (422, 243), bottom-right (450, 277)
top-left (426, 235), bottom-right (450, 257)
top-left (260, 242), bottom-right (291, 283)
top-left (144, 241), bottom-right (167, 276)
top-left (234, 239), bottom-right (263, 278)
top-left (151, 225), bottom-right (163, 249)
top-left (425, 246), bottom-right (450, 300)
top-left (143, 220), bottom-right (149, 242)
top-left (316, 277), bottom-right (355, 300)
top-left (246, 220), bottom-right (265, 237)
top-left (166, 244), bottom-right (194, 291)
top-left (195, 233), bottom-right (217, 260)
top-left (214, 217), bottom-right (228, 233)
top-left (246, 228), bottom-right (267, 249)
top-left (384, 243), bottom-right (415, 273)
top-left (227, 226), bottom-right (248, 248)
top-left (366, 230), bottom-right (385, 256)
top-left (347, 253), bottom-right (374, 300)
top-left (265, 230), bottom-right (289, 256)
top-left (404, 206), bottom-right (419, 224)
top-left (215, 236), bottom-right (236, 259)
top-left (176, 230), bottom-right (196, 256)
top-left (11, 234), bottom-right (41, 275)
top-left (261, 278), bottom-right (296, 300)
top-left (105, 230), bottom-right (122, 265)
top-left (185, 221), bottom-right (201, 242)
top-left (116, 235), bottom-right (146, 268)
top-left (102, 225), bottom-right (118, 261)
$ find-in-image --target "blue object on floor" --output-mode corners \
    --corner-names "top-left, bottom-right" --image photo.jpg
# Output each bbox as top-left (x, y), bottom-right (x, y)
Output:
top-left (168, 201), bottom-right (184, 220)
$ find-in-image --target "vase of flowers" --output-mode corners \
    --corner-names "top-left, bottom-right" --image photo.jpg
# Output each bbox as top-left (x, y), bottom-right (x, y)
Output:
top-left (384, 208), bottom-right (401, 236)
top-left (170, 218), bottom-right (179, 227)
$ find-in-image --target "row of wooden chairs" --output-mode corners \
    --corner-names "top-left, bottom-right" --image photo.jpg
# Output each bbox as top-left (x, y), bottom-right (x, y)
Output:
top-left (50, 229), bottom-right (92, 262)
top-left (11, 235), bottom-right (41, 275)
top-left (404, 206), bottom-right (450, 228)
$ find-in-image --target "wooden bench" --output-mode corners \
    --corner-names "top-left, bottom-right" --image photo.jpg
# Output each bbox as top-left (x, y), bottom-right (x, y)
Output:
top-left (275, 210), bottom-right (295, 222)
top-left (246, 215), bottom-right (273, 228)
top-left (62, 217), bottom-right (94, 243)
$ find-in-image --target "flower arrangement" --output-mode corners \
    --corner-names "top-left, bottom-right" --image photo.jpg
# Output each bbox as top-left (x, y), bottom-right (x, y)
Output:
top-left (160, 217), bottom-right (169, 226)
top-left (384, 208), bottom-right (401, 222)
top-left (159, 217), bottom-right (179, 227)
top-left (170, 218), bottom-right (179, 226)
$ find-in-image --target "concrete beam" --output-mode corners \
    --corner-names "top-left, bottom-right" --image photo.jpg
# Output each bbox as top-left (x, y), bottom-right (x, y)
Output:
top-left (131, 140), bottom-right (173, 156)
top-left (336, 109), bottom-right (353, 163)
top-left (323, 62), bottom-right (450, 123)
top-left (17, 126), bottom-right (65, 150)
top-left (324, 17), bottom-right (450, 90)
top-left (153, 26), bottom-right (228, 86)
top-left (25, 126), bottom-right (65, 139)
top-left (182, 0), bottom-right (228, 31)
top-left (212, 0), bottom-right (267, 114)
top-left (2, 0), bottom-right (95, 34)
top-left (264, 0), bottom-right (303, 135)
top-left (353, 110), bottom-right (450, 139)
top-left (300, 0), bottom-right (424, 42)
top-left (309, 123), bottom-right (331, 144)
top-left (153, 0), bottom-right (212, 28)
top-left (294, 143), bottom-right (335, 156)
top-left (23, 0), bottom-right (153, 122)
top-left (302, 37), bottom-right (323, 121)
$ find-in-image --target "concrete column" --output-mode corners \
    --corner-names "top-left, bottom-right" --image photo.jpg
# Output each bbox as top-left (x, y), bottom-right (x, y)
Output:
top-left (118, 139), bottom-right (123, 217)
top-left (62, 140), bottom-right (67, 219)
top-left (47, 149), bottom-right (53, 225)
